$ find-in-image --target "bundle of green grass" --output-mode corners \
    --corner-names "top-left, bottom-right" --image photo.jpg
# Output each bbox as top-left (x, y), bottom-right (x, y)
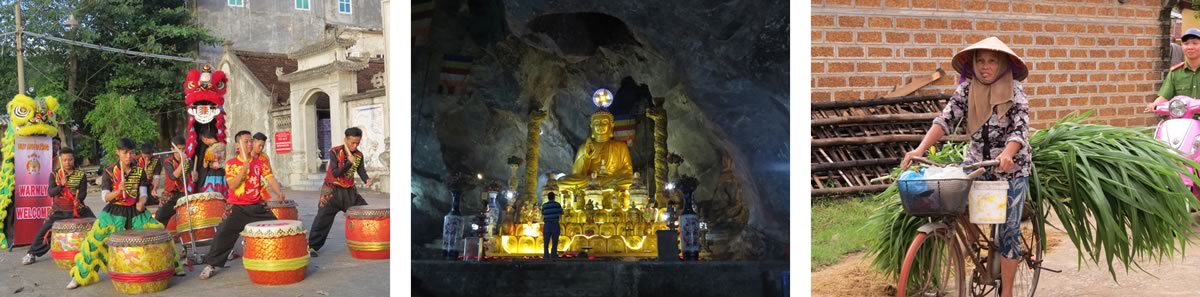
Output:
top-left (865, 113), bottom-right (1200, 287)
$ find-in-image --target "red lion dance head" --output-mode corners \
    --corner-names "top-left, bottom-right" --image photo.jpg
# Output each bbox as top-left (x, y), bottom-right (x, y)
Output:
top-left (183, 64), bottom-right (228, 161)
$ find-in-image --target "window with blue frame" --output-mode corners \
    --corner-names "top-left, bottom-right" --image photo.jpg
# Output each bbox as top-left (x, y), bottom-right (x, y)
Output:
top-left (228, 0), bottom-right (243, 7)
top-left (338, 0), bottom-right (351, 14)
top-left (295, 0), bottom-right (309, 10)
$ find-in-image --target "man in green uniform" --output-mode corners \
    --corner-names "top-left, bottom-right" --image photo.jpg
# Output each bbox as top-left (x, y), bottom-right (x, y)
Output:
top-left (1148, 28), bottom-right (1200, 111)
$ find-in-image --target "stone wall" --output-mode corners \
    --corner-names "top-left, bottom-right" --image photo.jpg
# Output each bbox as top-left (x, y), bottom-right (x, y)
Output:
top-left (812, 0), bottom-right (1172, 128)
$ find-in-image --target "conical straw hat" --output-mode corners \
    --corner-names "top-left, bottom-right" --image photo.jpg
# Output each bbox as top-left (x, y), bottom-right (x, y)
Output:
top-left (952, 36), bottom-right (1028, 81)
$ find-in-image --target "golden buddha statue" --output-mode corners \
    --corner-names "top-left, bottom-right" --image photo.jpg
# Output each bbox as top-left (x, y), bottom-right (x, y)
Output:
top-left (557, 110), bottom-right (634, 191)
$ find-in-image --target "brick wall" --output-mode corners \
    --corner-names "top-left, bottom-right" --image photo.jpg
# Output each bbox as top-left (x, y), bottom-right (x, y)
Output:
top-left (812, 0), bottom-right (1172, 128)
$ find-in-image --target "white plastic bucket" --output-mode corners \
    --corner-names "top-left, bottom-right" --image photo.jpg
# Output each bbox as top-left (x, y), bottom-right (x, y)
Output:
top-left (969, 181), bottom-right (1009, 224)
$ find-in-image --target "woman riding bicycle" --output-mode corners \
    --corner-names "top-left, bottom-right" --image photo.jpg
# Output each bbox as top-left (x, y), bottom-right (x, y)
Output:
top-left (900, 36), bottom-right (1032, 297)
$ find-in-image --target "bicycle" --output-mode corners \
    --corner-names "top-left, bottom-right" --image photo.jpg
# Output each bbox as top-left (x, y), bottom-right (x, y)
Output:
top-left (895, 157), bottom-right (1054, 297)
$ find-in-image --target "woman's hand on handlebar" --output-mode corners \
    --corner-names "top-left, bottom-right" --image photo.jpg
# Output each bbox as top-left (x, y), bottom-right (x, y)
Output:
top-left (997, 152), bottom-right (1015, 172)
top-left (900, 149), bottom-right (925, 172)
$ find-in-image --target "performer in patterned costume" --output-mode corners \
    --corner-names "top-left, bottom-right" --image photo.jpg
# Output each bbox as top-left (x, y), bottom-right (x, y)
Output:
top-left (23, 147), bottom-right (92, 265)
top-left (307, 127), bottom-right (375, 257)
top-left (67, 139), bottom-right (183, 289)
top-left (183, 64), bottom-right (228, 194)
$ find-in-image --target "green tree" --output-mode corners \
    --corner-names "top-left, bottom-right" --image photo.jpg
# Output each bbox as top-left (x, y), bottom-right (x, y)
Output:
top-left (83, 93), bottom-right (156, 164)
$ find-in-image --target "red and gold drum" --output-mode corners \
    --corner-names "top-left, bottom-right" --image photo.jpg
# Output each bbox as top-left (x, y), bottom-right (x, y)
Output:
top-left (50, 218), bottom-right (95, 269)
top-left (241, 220), bottom-right (309, 285)
top-left (346, 206), bottom-right (389, 260)
top-left (267, 200), bottom-right (299, 220)
top-left (105, 229), bottom-right (174, 294)
top-left (173, 192), bottom-right (225, 245)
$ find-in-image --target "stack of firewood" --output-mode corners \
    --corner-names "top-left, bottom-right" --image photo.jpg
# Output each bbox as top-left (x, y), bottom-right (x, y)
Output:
top-left (811, 94), bottom-right (966, 198)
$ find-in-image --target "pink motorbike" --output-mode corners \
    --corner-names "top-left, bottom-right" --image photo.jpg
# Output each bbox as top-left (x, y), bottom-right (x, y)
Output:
top-left (1153, 95), bottom-right (1200, 198)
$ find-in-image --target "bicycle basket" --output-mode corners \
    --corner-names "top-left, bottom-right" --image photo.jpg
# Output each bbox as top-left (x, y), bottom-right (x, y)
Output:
top-left (898, 178), bottom-right (973, 217)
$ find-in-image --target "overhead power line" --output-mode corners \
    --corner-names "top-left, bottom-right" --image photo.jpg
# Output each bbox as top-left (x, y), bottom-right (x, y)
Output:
top-left (21, 31), bottom-right (207, 64)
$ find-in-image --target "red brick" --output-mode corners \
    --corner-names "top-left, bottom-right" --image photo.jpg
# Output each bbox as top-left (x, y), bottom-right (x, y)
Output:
top-left (1031, 98), bottom-right (1047, 108)
top-left (1077, 6), bottom-right (1096, 16)
top-left (1078, 61), bottom-right (1097, 70)
top-left (1099, 7), bottom-right (1116, 17)
top-left (924, 19), bottom-right (948, 30)
top-left (1012, 3), bottom-right (1032, 13)
top-left (886, 62), bottom-right (911, 72)
top-left (1055, 5), bottom-right (1076, 15)
top-left (1036, 86), bottom-right (1056, 95)
top-left (1049, 74), bottom-right (1068, 82)
top-left (818, 76), bottom-right (847, 88)
top-left (912, 0), bottom-right (935, 9)
top-left (828, 31), bottom-right (854, 43)
top-left (856, 0), bottom-right (882, 7)
top-left (1119, 38), bottom-right (1135, 47)
top-left (1059, 62), bottom-right (1078, 70)
top-left (812, 91), bottom-right (832, 102)
top-left (839, 47), bottom-right (865, 57)
top-left (879, 76), bottom-right (902, 87)
top-left (858, 62), bottom-right (883, 72)
top-left (1056, 36), bottom-right (1076, 46)
top-left (1128, 26), bottom-right (1144, 35)
top-left (834, 90), bottom-right (860, 101)
top-left (896, 18), bottom-right (922, 29)
top-left (1073, 74), bottom-right (1089, 82)
top-left (1137, 38), bottom-right (1153, 47)
top-left (1079, 85), bottom-right (1098, 94)
top-left (940, 33), bottom-right (963, 44)
top-left (913, 62), bottom-right (939, 72)
top-left (884, 0), bottom-right (907, 8)
top-left (1098, 38), bottom-right (1115, 46)
top-left (1087, 24), bottom-right (1105, 33)
top-left (1046, 49), bottom-right (1065, 58)
top-left (813, 47), bottom-right (834, 57)
top-left (867, 47), bottom-right (892, 56)
top-left (1060, 85), bottom-right (1079, 95)
top-left (999, 21), bottom-right (1021, 32)
top-left (932, 48), bottom-right (953, 57)
top-left (988, 2), bottom-right (1009, 12)
top-left (1070, 97), bottom-right (1088, 106)
top-left (1119, 8), bottom-right (1135, 18)
top-left (976, 21), bottom-right (997, 31)
top-left (886, 32), bottom-right (911, 43)
top-left (1034, 4), bottom-right (1054, 14)
top-left (936, 0), bottom-right (960, 10)
top-left (1138, 8), bottom-right (1156, 18)
top-left (1119, 83), bottom-right (1136, 92)
top-left (1044, 23), bottom-right (1064, 33)
top-left (1067, 24), bottom-right (1086, 34)
top-left (849, 76), bottom-right (875, 87)
top-left (965, 33), bottom-right (987, 43)
top-left (829, 62), bottom-right (854, 73)
top-left (827, 0), bottom-right (852, 6)
top-left (812, 63), bottom-right (826, 74)
top-left (1120, 61), bottom-right (1137, 70)
top-left (1013, 35), bottom-right (1034, 46)
top-left (868, 17), bottom-right (892, 29)
top-left (964, 0), bottom-right (986, 11)
top-left (1035, 110), bottom-right (1056, 121)
top-left (1109, 50), bottom-right (1127, 58)
top-left (1090, 97), bottom-right (1107, 106)
top-left (1023, 23), bottom-right (1043, 32)
top-left (1035, 61), bottom-right (1055, 70)
top-left (1050, 97), bottom-right (1069, 106)
top-left (915, 33), bottom-right (937, 44)
top-left (1078, 37), bottom-right (1096, 46)
top-left (838, 16), bottom-right (866, 27)
top-left (950, 20), bottom-right (972, 30)
top-left (858, 32), bottom-right (883, 43)
top-left (813, 15), bottom-right (835, 27)
top-left (1092, 73), bottom-right (1109, 82)
top-left (812, 31), bottom-right (823, 42)
top-left (1099, 108), bottom-right (1116, 117)
top-left (1037, 36), bottom-right (1055, 45)
top-left (904, 48), bottom-right (928, 58)
top-left (1108, 25), bottom-right (1125, 34)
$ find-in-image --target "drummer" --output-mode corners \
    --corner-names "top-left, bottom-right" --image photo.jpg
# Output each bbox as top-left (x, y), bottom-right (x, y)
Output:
top-left (23, 147), bottom-right (93, 265)
top-left (138, 142), bottom-right (162, 206)
top-left (199, 131), bottom-right (279, 280)
top-left (252, 132), bottom-right (286, 200)
top-left (155, 136), bottom-right (195, 225)
top-left (307, 127), bottom-right (375, 257)
top-left (67, 139), bottom-right (183, 289)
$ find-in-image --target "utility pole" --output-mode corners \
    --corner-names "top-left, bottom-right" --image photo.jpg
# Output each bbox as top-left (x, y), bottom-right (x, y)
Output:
top-left (14, 1), bottom-right (25, 95)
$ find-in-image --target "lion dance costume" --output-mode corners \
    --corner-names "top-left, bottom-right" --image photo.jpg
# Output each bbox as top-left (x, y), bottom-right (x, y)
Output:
top-left (0, 95), bottom-right (60, 249)
top-left (184, 65), bottom-right (228, 194)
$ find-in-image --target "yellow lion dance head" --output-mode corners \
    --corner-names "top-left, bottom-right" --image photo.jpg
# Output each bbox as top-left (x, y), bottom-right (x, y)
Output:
top-left (9, 94), bottom-right (59, 136)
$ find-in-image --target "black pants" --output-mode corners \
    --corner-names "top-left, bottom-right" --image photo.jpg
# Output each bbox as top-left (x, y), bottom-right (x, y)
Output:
top-left (154, 192), bottom-right (185, 225)
top-left (307, 187), bottom-right (367, 251)
top-left (204, 203), bottom-right (276, 267)
top-left (28, 208), bottom-right (95, 257)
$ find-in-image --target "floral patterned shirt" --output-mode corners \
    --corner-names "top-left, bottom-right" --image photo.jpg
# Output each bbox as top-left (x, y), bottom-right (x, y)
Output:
top-left (932, 80), bottom-right (1033, 181)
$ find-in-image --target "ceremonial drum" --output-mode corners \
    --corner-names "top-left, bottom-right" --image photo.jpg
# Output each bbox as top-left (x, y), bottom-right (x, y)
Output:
top-left (346, 206), bottom-right (390, 260)
top-left (267, 200), bottom-right (299, 220)
top-left (241, 220), bottom-right (309, 285)
top-left (105, 229), bottom-right (174, 294)
top-left (173, 192), bottom-right (225, 245)
top-left (50, 218), bottom-right (95, 269)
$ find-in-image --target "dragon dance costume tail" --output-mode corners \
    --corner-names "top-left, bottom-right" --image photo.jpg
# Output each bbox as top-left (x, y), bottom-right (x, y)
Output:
top-left (69, 211), bottom-right (182, 286)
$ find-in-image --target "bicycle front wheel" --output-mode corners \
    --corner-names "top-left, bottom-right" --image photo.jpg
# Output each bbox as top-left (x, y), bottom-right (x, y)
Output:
top-left (897, 228), bottom-right (966, 297)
